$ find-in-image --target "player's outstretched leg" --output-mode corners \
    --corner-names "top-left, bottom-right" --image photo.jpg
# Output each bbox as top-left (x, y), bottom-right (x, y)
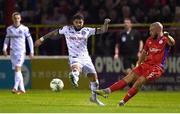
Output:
top-left (69, 71), bottom-right (79, 88)
top-left (94, 89), bottom-right (109, 98)
top-left (95, 79), bottom-right (127, 98)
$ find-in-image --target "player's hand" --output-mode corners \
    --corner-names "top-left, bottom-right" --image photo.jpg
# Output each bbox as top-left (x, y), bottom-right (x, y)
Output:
top-left (137, 51), bottom-right (142, 59)
top-left (29, 53), bottom-right (34, 59)
top-left (135, 62), bottom-right (140, 67)
top-left (35, 39), bottom-right (43, 47)
top-left (3, 51), bottom-right (8, 56)
top-left (163, 31), bottom-right (169, 36)
top-left (104, 18), bottom-right (111, 24)
top-left (114, 54), bottom-right (119, 59)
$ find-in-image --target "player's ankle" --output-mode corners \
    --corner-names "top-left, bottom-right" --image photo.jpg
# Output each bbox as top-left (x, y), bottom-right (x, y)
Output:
top-left (103, 88), bottom-right (111, 94)
top-left (118, 100), bottom-right (125, 106)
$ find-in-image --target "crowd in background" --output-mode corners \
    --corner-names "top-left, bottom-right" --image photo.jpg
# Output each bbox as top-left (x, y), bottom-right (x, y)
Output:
top-left (0, 0), bottom-right (179, 24)
top-left (0, 0), bottom-right (180, 55)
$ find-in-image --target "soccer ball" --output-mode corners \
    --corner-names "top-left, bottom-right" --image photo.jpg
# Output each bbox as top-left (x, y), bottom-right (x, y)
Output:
top-left (50, 78), bottom-right (64, 91)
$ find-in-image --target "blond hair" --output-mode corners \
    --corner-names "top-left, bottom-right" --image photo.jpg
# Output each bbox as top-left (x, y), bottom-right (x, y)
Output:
top-left (150, 22), bottom-right (163, 30)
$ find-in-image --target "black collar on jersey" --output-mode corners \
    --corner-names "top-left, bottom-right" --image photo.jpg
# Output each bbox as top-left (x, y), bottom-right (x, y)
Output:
top-left (73, 26), bottom-right (84, 31)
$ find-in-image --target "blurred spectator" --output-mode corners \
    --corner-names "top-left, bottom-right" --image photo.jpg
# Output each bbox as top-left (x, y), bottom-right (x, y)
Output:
top-left (88, 0), bottom-right (100, 23)
top-left (161, 5), bottom-right (173, 23)
top-left (171, 6), bottom-right (180, 54)
top-left (8, 0), bottom-right (177, 25)
top-left (0, 0), bottom-right (5, 24)
top-left (147, 7), bottom-right (161, 23)
top-left (108, 9), bottom-right (119, 23)
top-left (97, 8), bottom-right (107, 24)
top-left (121, 6), bottom-right (131, 19)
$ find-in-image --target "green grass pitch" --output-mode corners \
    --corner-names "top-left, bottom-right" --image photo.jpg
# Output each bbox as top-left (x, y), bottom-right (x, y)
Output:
top-left (0, 89), bottom-right (180, 113)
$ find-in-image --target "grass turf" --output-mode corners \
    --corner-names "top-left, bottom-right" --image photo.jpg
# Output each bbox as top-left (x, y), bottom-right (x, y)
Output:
top-left (0, 89), bottom-right (180, 113)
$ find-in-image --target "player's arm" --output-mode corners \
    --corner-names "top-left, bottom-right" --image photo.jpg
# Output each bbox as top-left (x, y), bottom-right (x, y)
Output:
top-left (136, 49), bottom-right (147, 67)
top-left (96, 18), bottom-right (111, 34)
top-left (35, 29), bottom-right (59, 47)
top-left (114, 43), bottom-right (119, 58)
top-left (27, 36), bottom-right (34, 58)
top-left (25, 28), bottom-right (34, 58)
top-left (137, 40), bottom-right (144, 58)
top-left (163, 31), bottom-right (175, 46)
top-left (3, 29), bottom-right (10, 56)
top-left (3, 37), bottom-right (9, 56)
top-left (138, 40), bottom-right (144, 52)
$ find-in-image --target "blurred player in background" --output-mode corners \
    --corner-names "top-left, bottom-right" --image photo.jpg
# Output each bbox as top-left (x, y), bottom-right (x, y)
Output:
top-left (95, 22), bottom-right (175, 106)
top-left (35, 13), bottom-right (111, 106)
top-left (3, 12), bottom-right (34, 94)
top-left (114, 18), bottom-right (143, 74)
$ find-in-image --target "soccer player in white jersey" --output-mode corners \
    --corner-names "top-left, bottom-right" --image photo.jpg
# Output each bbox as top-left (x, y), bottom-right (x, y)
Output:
top-left (35, 13), bottom-right (111, 106)
top-left (3, 12), bottom-right (34, 94)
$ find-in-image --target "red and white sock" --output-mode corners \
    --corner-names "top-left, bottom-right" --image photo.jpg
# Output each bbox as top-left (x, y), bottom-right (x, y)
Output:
top-left (123, 87), bottom-right (138, 103)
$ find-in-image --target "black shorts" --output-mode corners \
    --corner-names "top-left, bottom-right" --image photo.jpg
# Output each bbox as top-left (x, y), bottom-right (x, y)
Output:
top-left (121, 56), bottom-right (138, 69)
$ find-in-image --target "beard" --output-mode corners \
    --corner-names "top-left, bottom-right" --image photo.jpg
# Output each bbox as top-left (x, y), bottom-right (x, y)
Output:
top-left (74, 26), bottom-right (82, 31)
top-left (153, 33), bottom-right (158, 39)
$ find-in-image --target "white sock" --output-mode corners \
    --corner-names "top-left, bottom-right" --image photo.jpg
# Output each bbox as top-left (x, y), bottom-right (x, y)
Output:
top-left (13, 71), bottom-right (21, 90)
top-left (71, 71), bottom-right (80, 83)
top-left (90, 82), bottom-right (98, 100)
top-left (19, 72), bottom-right (25, 92)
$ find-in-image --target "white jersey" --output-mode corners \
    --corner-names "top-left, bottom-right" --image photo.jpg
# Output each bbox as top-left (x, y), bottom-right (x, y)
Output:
top-left (58, 25), bottom-right (96, 58)
top-left (3, 24), bottom-right (34, 54)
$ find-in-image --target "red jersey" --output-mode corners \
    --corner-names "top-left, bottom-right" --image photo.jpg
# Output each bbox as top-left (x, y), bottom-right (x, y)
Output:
top-left (143, 36), bottom-right (170, 68)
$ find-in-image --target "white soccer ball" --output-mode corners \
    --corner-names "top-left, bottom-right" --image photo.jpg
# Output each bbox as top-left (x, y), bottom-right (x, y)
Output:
top-left (50, 78), bottom-right (64, 91)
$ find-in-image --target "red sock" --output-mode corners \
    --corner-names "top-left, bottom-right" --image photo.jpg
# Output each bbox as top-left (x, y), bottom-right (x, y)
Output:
top-left (123, 87), bottom-right (138, 103)
top-left (109, 80), bottom-right (127, 92)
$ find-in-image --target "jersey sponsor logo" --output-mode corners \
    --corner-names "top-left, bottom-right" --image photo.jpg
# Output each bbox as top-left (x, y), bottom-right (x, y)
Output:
top-left (149, 48), bottom-right (161, 53)
top-left (19, 30), bottom-right (22, 34)
top-left (81, 30), bottom-right (86, 36)
top-left (69, 37), bottom-right (83, 40)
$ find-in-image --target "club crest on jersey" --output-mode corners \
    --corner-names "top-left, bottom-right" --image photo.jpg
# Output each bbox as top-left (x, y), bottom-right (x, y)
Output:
top-left (149, 41), bottom-right (152, 45)
top-left (19, 30), bottom-right (22, 34)
top-left (81, 30), bottom-right (86, 36)
top-left (159, 40), bottom-right (163, 44)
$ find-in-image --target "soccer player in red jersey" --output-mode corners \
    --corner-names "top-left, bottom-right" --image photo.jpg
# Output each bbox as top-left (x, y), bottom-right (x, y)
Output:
top-left (94, 22), bottom-right (175, 106)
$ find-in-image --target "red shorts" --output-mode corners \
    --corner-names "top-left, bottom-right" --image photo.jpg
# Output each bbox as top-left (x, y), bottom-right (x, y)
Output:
top-left (133, 63), bottom-right (164, 81)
